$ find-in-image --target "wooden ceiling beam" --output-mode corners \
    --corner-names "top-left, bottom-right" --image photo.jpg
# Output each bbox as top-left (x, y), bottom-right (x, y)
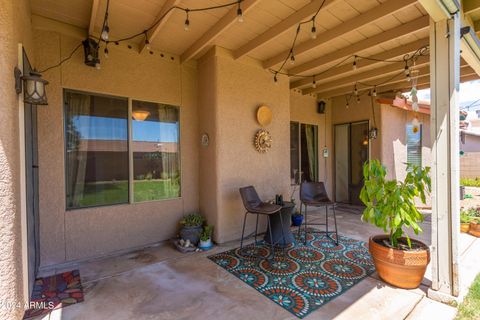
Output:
top-left (303, 55), bottom-right (430, 94)
top-left (264, 0), bottom-right (418, 69)
top-left (463, 0), bottom-right (480, 14)
top-left (233, 0), bottom-right (338, 60)
top-left (289, 15), bottom-right (429, 75)
top-left (314, 64), bottom-right (473, 98)
top-left (290, 38), bottom-right (429, 89)
top-left (139, 0), bottom-right (181, 53)
top-left (181, 0), bottom-right (260, 62)
top-left (88, 0), bottom-right (100, 36)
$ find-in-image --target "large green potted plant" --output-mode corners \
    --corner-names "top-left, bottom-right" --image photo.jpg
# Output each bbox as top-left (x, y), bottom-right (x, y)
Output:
top-left (359, 160), bottom-right (431, 289)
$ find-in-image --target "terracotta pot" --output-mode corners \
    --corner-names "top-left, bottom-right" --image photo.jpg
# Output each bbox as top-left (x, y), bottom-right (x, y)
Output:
top-left (468, 223), bottom-right (480, 237)
top-left (369, 235), bottom-right (430, 289)
top-left (460, 223), bottom-right (470, 233)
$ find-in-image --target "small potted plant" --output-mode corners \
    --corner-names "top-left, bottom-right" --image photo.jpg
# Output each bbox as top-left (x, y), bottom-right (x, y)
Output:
top-left (469, 207), bottom-right (480, 237)
top-left (179, 213), bottom-right (205, 245)
top-left (291, 209), bottom-right (303, 227)
top-left (460, 208), bottom-right (473, 233)
top-left (199, 225), bottom-right (214, 250)
top-left (360, 160), bottom-right (431, 289)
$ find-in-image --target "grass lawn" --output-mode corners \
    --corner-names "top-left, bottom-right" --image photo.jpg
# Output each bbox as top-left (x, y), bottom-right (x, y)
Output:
top-left (77, 179), bottom-right (179, 207)
top-left (456, 273), bottom-right (480, 320)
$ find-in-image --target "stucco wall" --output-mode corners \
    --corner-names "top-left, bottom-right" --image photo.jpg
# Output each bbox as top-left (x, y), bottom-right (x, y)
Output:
top-left (460, 152), bottom-right (480, 179)
top-left (380, 104), bottom-right (431, 181)
top-left (290, 92), bottom-right (334, 200)
top-left (33, 27), bottom-right (199, 266)
top-left (0, 0), bottom-right (33, 318)
top-left (198, 47), bottom-right (290, 243)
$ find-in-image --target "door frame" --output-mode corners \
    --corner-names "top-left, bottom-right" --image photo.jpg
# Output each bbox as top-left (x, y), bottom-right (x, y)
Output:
top-left (333, 120), bottom-right (370, 204)
top-left (18, 44), bottom-right (40, 302)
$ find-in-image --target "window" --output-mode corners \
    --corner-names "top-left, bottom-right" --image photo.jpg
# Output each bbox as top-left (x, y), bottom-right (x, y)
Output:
top-left (406, 124), bottom-right (422, 167)
top-left (132, 100), bottom-right (180, 202)
top-left (64, 90), bottom-right (180, 209)
top-left (290, 122), bottom-right (318, 184)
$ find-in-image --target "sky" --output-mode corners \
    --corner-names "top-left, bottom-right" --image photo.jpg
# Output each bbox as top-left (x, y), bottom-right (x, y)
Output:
top-left (414, 80), bottom-right (480, 114)
top-left (73, 116), bottom-right (179, 142)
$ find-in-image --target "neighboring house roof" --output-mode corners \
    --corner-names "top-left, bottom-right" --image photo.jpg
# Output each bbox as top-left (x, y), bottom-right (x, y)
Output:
top-left (376, 97), bottom-right (431, 115)
top-left (76, 140), bottom-right (178, 153)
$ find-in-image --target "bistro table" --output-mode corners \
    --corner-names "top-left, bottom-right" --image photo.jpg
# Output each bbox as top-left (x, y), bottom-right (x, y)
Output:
top-left (264, 201), bottom-right (295, 246)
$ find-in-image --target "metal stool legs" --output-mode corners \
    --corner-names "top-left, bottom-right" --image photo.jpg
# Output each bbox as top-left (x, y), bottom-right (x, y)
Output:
top-left (240, 210), bottom-right (287, 260)
top-left (298, 203), bottom-right (339, 245)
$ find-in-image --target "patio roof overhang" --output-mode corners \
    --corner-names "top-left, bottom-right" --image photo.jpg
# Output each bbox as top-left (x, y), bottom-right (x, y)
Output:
top-left (29, 0), bottom-right (480, 101)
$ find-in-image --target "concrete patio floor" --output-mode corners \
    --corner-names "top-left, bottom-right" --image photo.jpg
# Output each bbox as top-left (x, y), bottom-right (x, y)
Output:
top-left (35, 208), bottom-right (478, 320)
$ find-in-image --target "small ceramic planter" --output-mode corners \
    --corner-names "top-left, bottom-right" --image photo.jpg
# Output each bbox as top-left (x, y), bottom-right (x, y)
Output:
top-left (468, 222), bottom-right (480, 237)
top-left (460, 223), bottom-right (470, 233)
top-left (179, 225), bottom-right (202, 245)
top-left (292, 214), bottom-right (303, 227)
top-left (198, 238), bottom-right (213, 250)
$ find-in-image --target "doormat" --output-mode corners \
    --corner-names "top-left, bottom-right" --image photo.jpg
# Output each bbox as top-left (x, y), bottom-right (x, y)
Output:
top-left (208, 231), bottom-right (374, 318)
top-left (23, 270), bottom-right (84, 319)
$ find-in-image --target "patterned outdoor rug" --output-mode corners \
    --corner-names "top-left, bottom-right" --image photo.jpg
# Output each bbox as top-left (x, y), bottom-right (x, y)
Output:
top-left (23, 270), bottom-right (84, 319)
top-left (208, 230), bottom-right (375, 318)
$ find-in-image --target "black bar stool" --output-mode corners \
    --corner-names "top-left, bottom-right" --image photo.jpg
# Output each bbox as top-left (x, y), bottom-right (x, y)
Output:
top-left (298, 182), bottom-right (338, 245)
top-left (239, 186), bottom-right (286, 259)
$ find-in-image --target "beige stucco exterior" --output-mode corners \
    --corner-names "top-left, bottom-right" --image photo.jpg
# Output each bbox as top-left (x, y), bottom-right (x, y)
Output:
top-left (33, 25), bottom-right (199, 266)
top-left (0, 0), bottom-right (33, 318)
top-left (199, 47), bottom-right (291, 243)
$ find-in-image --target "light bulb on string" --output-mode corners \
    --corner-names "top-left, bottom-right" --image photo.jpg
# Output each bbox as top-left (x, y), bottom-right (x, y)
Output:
top-left (144, 32), bottom-right (151, 50)
top-left (372, 86), bottom-right (377, 97)
top-left (95, 62), bottom-right (101, 70)
top-left (354, 84), bottom-right (358, 96)
top-left (101, 24), bottom-right (109, 41)
top-left (273, 73), bottom-right (278, 85)
top-left (404, 61), bottom-right (410, 75)
top-left (357, 96), bottom-right (361, 104)
top-left (184, 10), bottom-right (190, 31)
top-left (104, 46), bottom-right (109, 58)
top-left (352, 56), bottom-right (357, 70)
top-left (290, 52), bottom-right (295, 65)
top-left (310, 19), bottom-right (317, 39)
top-left (311, 76), bottom-right (316, 88)
top-left (237, 2), bottom-right (244, 22)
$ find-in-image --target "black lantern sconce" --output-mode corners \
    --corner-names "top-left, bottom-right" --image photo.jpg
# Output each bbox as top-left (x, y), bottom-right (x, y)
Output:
top-left (82, 38), bottom-right (101, 69)
top-left (369, 127), bottom-right (378, 140)
top-left (14, 67), bottom-right (49, 105)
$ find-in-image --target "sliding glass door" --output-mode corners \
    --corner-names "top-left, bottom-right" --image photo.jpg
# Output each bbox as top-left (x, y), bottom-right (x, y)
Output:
top-left (334, 121), bottom-right (369, 205)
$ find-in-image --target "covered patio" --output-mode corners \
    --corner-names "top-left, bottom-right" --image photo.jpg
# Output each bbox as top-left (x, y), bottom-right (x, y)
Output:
top-left (2, 0), bottom-right (480, 319)
top-left (37, 207), bottom-right (480, 319)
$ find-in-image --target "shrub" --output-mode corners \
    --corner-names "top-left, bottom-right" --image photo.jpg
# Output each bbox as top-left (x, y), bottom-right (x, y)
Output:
top-left (460, 178), bottom-right (480, 187)
top-left (180, 213), bottom-right (205, 227)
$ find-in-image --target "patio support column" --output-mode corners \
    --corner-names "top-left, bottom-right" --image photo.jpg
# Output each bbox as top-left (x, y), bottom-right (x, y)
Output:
top-left (428, 14), bottom-right (461, 301)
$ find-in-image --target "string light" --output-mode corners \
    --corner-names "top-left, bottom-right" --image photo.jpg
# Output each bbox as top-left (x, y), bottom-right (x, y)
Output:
top-left (311, 76), bottom-right (316, 88)
top-left (273, 72), bottom-right (278, 84)
top-left (100, 0), bottom-right (110, 41)
top-left (372, 86), bottom-right (377, 97)
top-left (311, 19), bottom-right (317, 39)
top-left (352, 55), bottom-right (357, 70)
top-left (104, 46), bottom-right (109, 58)
top-left (357, 96), bottom-right (361, 104)
top-left (354, 84), bottom-right (358, 96)
top-left (290, 51), bottom-right (295, 64)
top-left (184, 10), bottom-right (190, 31)
top-left (144, 31), bottom-right (151, 50)
top-left (237, 1), bottom-right (244, 22)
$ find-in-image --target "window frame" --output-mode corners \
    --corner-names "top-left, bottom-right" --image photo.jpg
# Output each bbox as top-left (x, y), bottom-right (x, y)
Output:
top-left (290, 121), bottom-right (319, 185)
top-left (406, 123), bottom-right (423, 167)
top-left (63, 89), bottom-right (181, 210)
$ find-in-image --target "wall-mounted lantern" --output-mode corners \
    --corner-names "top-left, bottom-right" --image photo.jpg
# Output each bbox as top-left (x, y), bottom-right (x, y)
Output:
top-left (14, 67), bottom-right (49, 105)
